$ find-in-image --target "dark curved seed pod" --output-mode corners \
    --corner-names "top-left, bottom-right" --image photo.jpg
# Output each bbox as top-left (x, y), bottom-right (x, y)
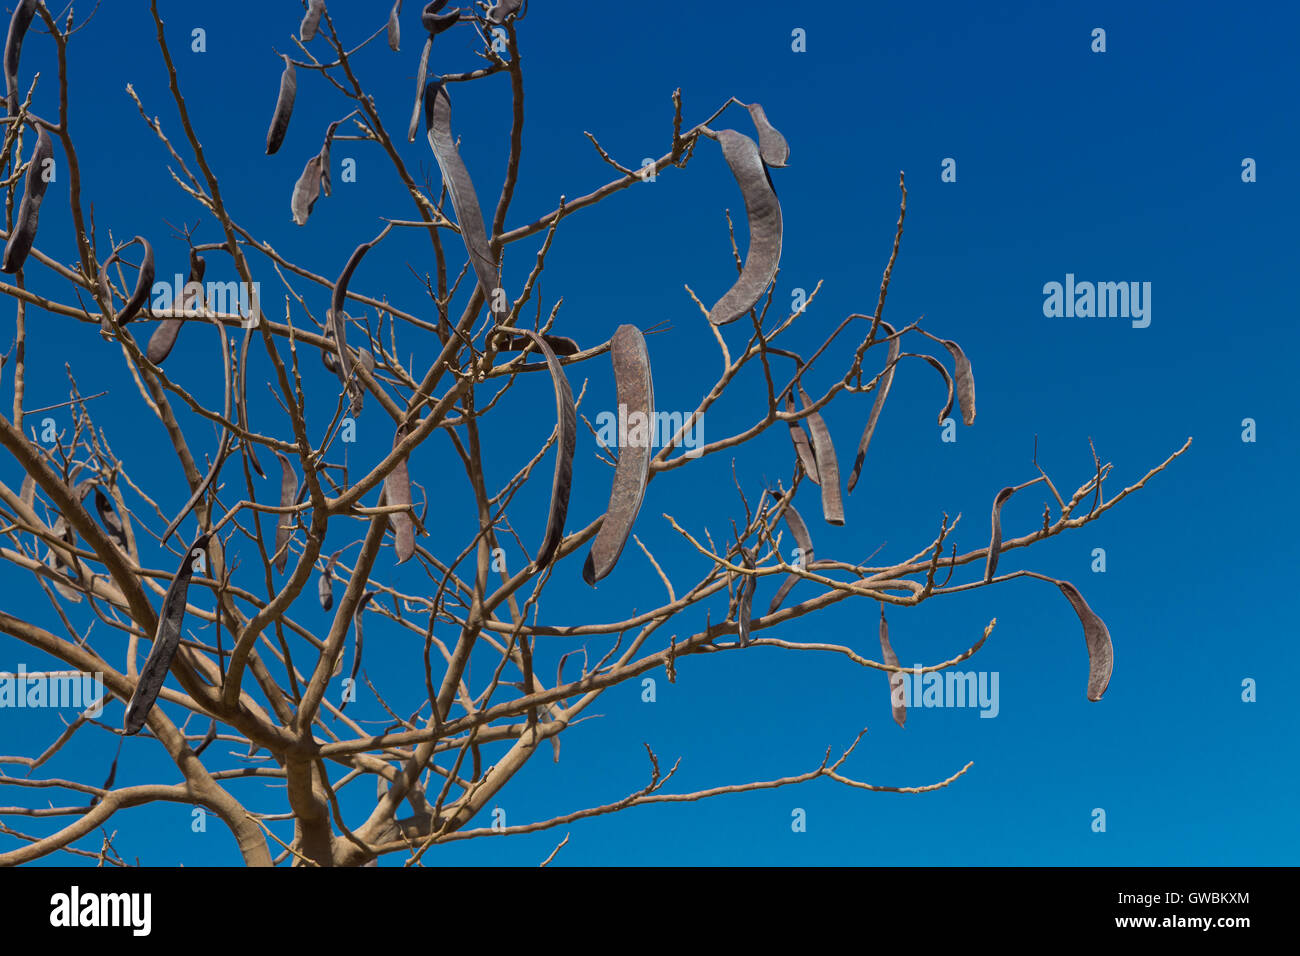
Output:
top-left (984, 486), bottom-right (1015, 582)
top-left (192, 719), bottom-right (219, 757)
top-left (93, 488), bottom-right (129, 552)
top-left (847, 321), bottom-right (899, 493)
top-left (123, 533), bottom-right (210, 735)
top-left (300, 0), bottom-right (326, 41)
top-left (406, 37), bottom-right (432, 142)
top-left (44, 514), bottom-right (82, 602)
top-left (147, 250), bottom-right (205, 364)
top-left (112, 236), bottom-right (155, 325)
top-left (913, 352), bottom-right (955, 424)
top-left (421, 1), bottom-right (459, 33)
top-left (746, 103), bottom-right (789, 169)
top-left (274, 451), bottom-right (298, 574)
top-left (236, 327), bottom-right (265, 480)
top-left (784, 389), bottom-right (818, 484)
top-left (386, 424), bottom-right (415, 563)
top-left (265, 55), bottom-right (297, 155)
top-left (736, 546), bottom-right (756, 646)
top-left (318, 548), bottom-right (342, 611)
top-left (1, 126), bottom-right (53, 274)
top-left (328, 239), bottom-right (379, 414)
top-left (511, 329), bottom-right (575, 572)
top-left (1054, 579), bottom-right (1113, 701)
top-left (486, 0), bottom-right (521, 23)
top-left (940, 339), bottom-right (975, 425)
top-left (707, 129), bottom-right (782, 326)
top-left (797, 384), bottom-right (843, 526)
top-left (425, 79), bottom-right (498, 305)
top-left (388, 0), bottom-right (401, 50)
top-left (497, 332), bottom-right (580, 356)
top-left (341, 590), bottom-right (377, 712)
top-left (320, 118), bottom-right (343, 197)
top-left (3, 0), bottom-right (35, 115)
top-left (583, 324), bottom-right (653, 585)
top-left (879, 604), bottom-right (906, 728)
top-left (768, 499), bottom-right (813, 614)
top-left (290, 153), bottom-right (324, 226)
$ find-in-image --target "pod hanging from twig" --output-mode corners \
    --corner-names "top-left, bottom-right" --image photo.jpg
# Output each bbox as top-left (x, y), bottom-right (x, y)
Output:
top-left (797, 384), bottom-right (843, 525)
top-left (318, 548), bottom-right (343, 611)
top-left (300, 0), bottom-right (326, 41)
top-left (784, 389), bottom-right (818, 484)
top-left (496, 332), bottom-right (580, 356)
top-left (265, 54), bottom-right (297, 155)
top-left (93, 487), bottom-right (129, 552)
top-left (113, 236), bottom-right (155, 326)
top-left (387, 0), bottom-right (402, 50)
top-left (940, 339), bottom-right (976, 426)
top-left (386, 424), bottom-right (415, 563)
top-left (706, 129), bottom-right (782, 326)
top-left (736, 546), bottom-right (756, 646)
top-left (878, 604), bottom-right (906, 728)
top-left (3, 0), bottom-right (36, 116)
top-left (341, 590), bottom-right (377, 711)
top-left (123, 533), bottom-right (210, 734)
top-left (746, 103), bottom-right (789, 169)
top-left (847, 321), bottom-right (899, 493)
top-left (0, 126), bottom-right (53, 274)
top-left (147, 249), bottom-right (205, 364)
top-left (486, 0), bottom-right (521, 23)
top-left (984, 486), bottom-right (1015, 582)
top-left (583, 325), bottom-right (653, 585)
top-left (1053, 579), bottom-right (1113, 702)
top-left (274, 452), bottom-right (298, 574)
top-left (769, 498), bottom-right (813, 613)
top-left (424, 78), bottom-right (498, 306)
top-left (421, 1), bottom-right (460, 32)
top-left (327, 236), bottom-right (382, 414)
top-left (43, 514), bottom-right (82, 603)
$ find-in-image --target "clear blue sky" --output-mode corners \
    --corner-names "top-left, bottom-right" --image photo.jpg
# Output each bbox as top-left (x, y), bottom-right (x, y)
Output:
top-left (2, 0), bottom-right (1297, 865)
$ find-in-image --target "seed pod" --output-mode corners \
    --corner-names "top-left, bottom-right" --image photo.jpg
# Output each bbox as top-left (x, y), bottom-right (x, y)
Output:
top-left (406, 37), bottom-right (432, 142)
top-left (110, 236), bottom-right (155, 326)
top-left (0, 126), bottom-right (53, 274)
top-left (984, 486), bottom-right (1015, 583)
top-left (93, 487), bottom-right (129, 552)
top-left (917, 352), bottom-right (955, 424)
top-left (583, 325), bottom-right (653, 585)
top-left (300, 0), bottom-right (326, 41)
top-left (43, 514), bottom-right (82, 603)
top-left (123, 533), bottom-right (210, 735)
top-left (496, 332), bottom-right (580, 357)
top-left (386, 423), bottom-right (415, 564)
top-left (784, 389), bottom-right (818, 484)
top-left (940, 339), bottom-right (975, 426)
top-left (746, 103), bottom-right (789, 168)
top-left (707, 129), bottom-right (782, 326)
top-left (421, 1), bottom-right (459, 33)
top-left (341, 590), bottom-right (377, 711)
top-left (328, 239), bottom-right (379, 414)
top-left (147, 250), bottom-right (205, 364)
top-left (736, 546), bottom-right (756, 646)
top-left (797, 384), bottom-right (843, 525)
top-left (3, 0), bottom-right (35, 115)
top-left (265, 54), bottom-right (297, 155)
top-left (319, 548), bottom-right (342, 612)
top-left (847, 321), bottom-right (899, 493)
top-left (424, 79), bottom-right (499, 306)
top-left (510, 329), bottom-right (575, 572)
top-left (236, 327), bottom-right (266, 480)
top-left (1051, 579), bottom-right (1114, 701)
top-left (290, 153), bottom-right (325, 226)
top-left (388, 0), bottom-right (401, 50)
top-left (768, 499), bottom-right (813, 614)
top-left (320, 118), bottom-right (343, 197)
top-left (878, 604), bottom-right (906, 728)
top-left (486, 0), bottom-right (521, 23)
top-left (274, 452), bottom-right (298, 574)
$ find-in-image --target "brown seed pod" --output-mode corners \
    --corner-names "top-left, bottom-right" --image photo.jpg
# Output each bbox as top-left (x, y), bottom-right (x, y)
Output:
top-left (940, 339), bottom-right (976, 426)
top-left (736, 546), bottom-right (756, 646)
top-left (984, 486), bottom-right (1015, 582)
top-left (386, 423), bottom-right (415, 564)
top-left (147, 249), bottom-right (205, 364)
top-left (847, 321), bottom-right (899, 493)
top-left (93, 487), bottom-right (129, 552)
top-left (797, 384), bottom-right (843, 525)
top-left (406, 37), bottom-right (433, 142)
top-left (388, 0), bottom-right (402, 50)
top-left (265, 54), bottom-right (297, 155)
top-left (113, 236), bottom-right (155, 325)
top-left (421, 1), bottom-right (460, 32)
top-left (327, 238), bottom-right (380, 414)
top-left (424, 79), bottom-right (498, 305)
top-left (510, 329), bottom-right (575, 572)
top-left (783, 389), bottom-right (819, 484)
top-left (320, 118), bottom-right (343, 197)
top-left (707, 129), bottom-right (782, 326)
top-left (3, 0), bottom-right (35, 115)
top-left (319, 548), bottom-right (343, 612)
top-left (290, 153), bottom-right (325, 226)
top-left (768, 498), bottom-right (813, 614)
top-left (341, 590), bottom-right (377, 711)
top-left (274, 451), bottom-right (298, 574)
top-left (486, 0), bottom-right (521, 23)
top-left (43, 513), bottom-right (82, 603)
top-left (583, 324), bottom-right (653, 585)
top-left (496, 332), bottom-right (580, 356)
top-left (0, 126), bottom-right (53, 274)
top-left (300, 0), bottom-right (326, 41)
top-left (878, 604), bottom-right (906, 728)
top-left (746, 103), bottom-right (789, 168)
top-left (123, 533), bottom-right (210, 734)
top-left (1054, 579), bottom-right (1114, 702)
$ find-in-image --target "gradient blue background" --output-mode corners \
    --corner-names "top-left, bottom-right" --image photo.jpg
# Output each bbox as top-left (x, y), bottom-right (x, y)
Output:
top-left (1, 0), bottom-right (1296, 865)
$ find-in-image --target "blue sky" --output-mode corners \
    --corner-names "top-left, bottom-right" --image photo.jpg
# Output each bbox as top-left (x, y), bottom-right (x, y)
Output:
top-left (2, 0), bottom-right (1297, 865)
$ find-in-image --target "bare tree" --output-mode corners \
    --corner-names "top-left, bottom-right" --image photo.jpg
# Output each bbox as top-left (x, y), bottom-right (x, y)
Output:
top-left (0, 2), bottom-right (1189, 867)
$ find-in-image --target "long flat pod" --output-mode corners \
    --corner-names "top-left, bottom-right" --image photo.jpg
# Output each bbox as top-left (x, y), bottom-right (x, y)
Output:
top-left (736, 546), bottom-right (756, 646)
top-left (318, 548), bottom-right (343, 611)
top-left (274, 451), bottom-right (298, 574)
top-left (510, 329), bottom-right (575, 571)
top-left (940, 339), bottom-right (976, 426)
top-left (847, 321), bottom-right (899, 493)
top-left (341, 590), bottom-right (377, 711)
top-left (878, 604), bottom-right (906, 728)
top-left (300, 0), bottom-right (326, 41)
top-left (290, 153), bottom-right (324, 226)
top-left (387, 0), bottom-right (401, 50)
top-left (147, 250), bottom-right (205, 363)
top-left (707, 129), bottom-right (782, 326)
top-left (424, 79), bottom-right (498, 305)
top-left (328, 238), bottom-right (379, 414)
top-left (265, 54), bottom-right (297, 155)
top-left (112, 236), bottom-right (155, 325)
top-left (123, 533), bottom-right (210, 734)
top-left (768, 499), bottom-right (813, 613)
top-left (486, 0), bottom-right (521, 23)
top-left (406, 37), bottom-right (432, 142)
top-left (797, 384), bottom-right (843, 525)
top-left (984, 486), bottom-right (1015, 582)
top-left (386, 424), bottom-right (415, 563)
top-left (0, 126), bottom-right (53, 274)
top-left (1054, 579), bottom-right (1114, 702)
top-left (497, 332), bottom-right (580, 356)
top-left (783, 389), bottom-right (818, 484)
top-left (93, 488), bottom-right (129, 552)
top-left (746, 103), bottom-right (789, 168)
top-left (3, 0), bottom-right (35, 115)
top-left (583, 324), bottom-right (653, 585)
